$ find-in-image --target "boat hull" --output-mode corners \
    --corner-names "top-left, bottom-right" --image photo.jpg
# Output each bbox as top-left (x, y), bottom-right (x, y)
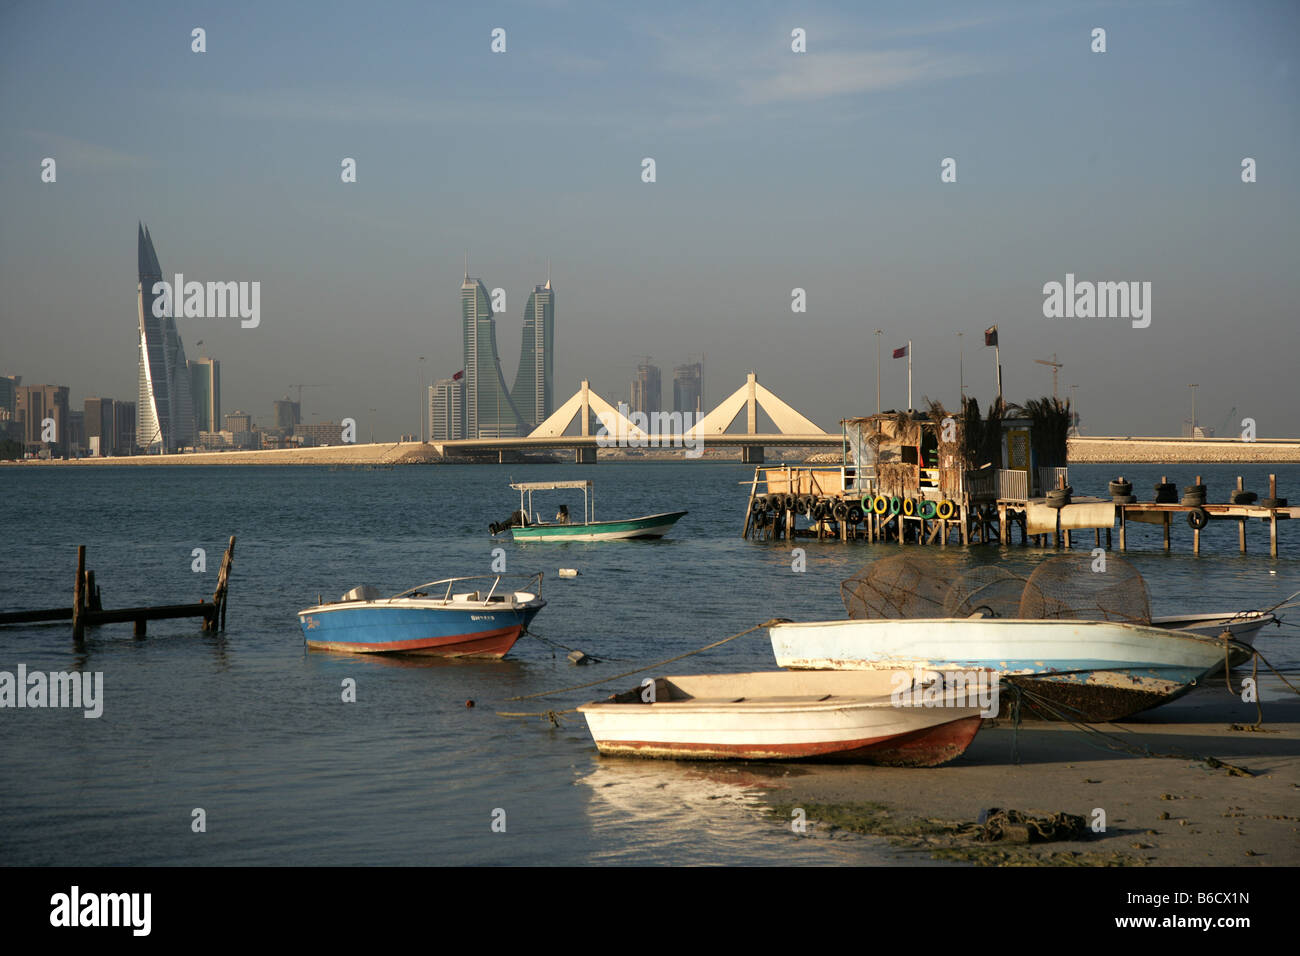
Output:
top-left (511, 511), bottom-right (687, 542)
top-left (299, 600), bottom-right (545, 657)
top-left (578, 670), bottom-right (986, 766)
top-left (769, 618), bottom-right (1227, 722)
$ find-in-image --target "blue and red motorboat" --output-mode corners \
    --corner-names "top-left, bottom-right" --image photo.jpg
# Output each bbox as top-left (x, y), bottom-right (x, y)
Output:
top-left (298, 573), bottom-right (546, 658)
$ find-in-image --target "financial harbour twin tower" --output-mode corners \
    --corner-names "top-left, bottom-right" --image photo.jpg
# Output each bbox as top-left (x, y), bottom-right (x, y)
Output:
top-left (436, 269), bottom-right (555, 440)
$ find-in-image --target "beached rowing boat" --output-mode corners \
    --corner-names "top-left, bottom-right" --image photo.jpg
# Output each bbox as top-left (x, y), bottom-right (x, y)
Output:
top-left (578, 670), bottom-right (988, 766)
top-left (769, 617), bottom-right (1233, 722)
top-left (298, 573), bottom-right (545, 657)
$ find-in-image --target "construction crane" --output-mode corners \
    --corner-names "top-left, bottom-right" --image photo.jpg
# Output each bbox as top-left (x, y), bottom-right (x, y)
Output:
top-left (1212, 405), bottom-right (1238, 439)
top-left (288, 384), bottom-right (328, 404)
top-left (1034, 355), bottom-right (1064, 399)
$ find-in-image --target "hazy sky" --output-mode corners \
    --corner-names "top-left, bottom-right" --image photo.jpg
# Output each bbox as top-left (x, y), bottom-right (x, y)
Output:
top-left (2, 0), bottom-right (1297, 439)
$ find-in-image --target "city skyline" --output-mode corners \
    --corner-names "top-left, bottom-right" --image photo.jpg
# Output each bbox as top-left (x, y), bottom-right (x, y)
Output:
top-left (2, 2), bottom-right (1297, 440)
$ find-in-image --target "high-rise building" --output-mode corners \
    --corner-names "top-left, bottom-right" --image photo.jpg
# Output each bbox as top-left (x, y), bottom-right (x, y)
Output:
top-left (430, 377), bottom-right (465, 442)
top-left (136, 224), bottom-right (196, 452)
top-left (15, 384), bottom-right (70, 454)
top-left (631, 359), bottom-right (661, 416)
top-left (274, 398), bottom-right (301, 431)
top-left (189, 357), bottom-right (221, 433)
top-left (85, 398), bottom-right (117, 456)
top-left (0, 375), bottom-right (19, 425)
top-left (509, 275), bottom-right (554, 431)
top-left (462, 271), bottom-right (526, 439)
top-left (673, 362), bottom-right (703, 414)
top-left (115, 401), bottom-right (136, 455)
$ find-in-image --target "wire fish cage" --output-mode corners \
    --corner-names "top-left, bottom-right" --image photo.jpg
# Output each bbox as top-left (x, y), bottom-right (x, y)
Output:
top-left (1018, 553), bottom-right (1151, 624)
top-left (942, 566), bottom-right (1028, 619)
top-left (840, 554), bottom-right (950, 619)
top-left (840, 553), bottom-right (1151, 624)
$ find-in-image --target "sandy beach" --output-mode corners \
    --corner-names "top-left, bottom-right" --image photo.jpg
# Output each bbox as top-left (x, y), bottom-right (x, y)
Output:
top-left (758, 675), bottom-right (1300, 866)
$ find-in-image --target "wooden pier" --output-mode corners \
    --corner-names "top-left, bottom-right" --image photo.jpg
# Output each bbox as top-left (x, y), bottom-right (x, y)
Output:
top-left (743, 466), bottom-right (1294, 556)
top-left (0, 537), bottom-right (236, 640)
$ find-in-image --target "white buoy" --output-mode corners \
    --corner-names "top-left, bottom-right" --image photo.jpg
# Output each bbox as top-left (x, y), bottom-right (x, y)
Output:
top-left (558, 568), bottom-right (579, 578)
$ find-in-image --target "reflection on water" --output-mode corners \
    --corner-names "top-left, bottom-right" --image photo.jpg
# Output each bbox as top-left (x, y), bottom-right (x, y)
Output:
top-left (577, 759), bottom-right (892, 865)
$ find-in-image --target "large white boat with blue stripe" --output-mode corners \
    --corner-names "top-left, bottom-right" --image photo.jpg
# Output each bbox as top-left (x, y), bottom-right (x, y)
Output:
top-left (298, 573), bottom-right (545, 658)
top-left (769, 617), bottom-right (1233, 722)
top-left (492, 480), bottom-right (686, 542)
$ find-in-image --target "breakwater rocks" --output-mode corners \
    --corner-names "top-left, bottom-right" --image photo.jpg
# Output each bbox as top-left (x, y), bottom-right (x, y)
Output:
top-left (1068, 439), bottom-right (1300, 464)
top-left (3, 442), bottom-right (443, 466)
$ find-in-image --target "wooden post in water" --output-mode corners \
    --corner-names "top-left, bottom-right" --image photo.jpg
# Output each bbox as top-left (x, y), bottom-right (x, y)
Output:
top-left (1162, 512), bottom-right (1170, 551)
top-left (1193, 474), bottom-right (1202, 555)
top-left (1237, 476), bottom-right (1246, 553)
top-left (1270, 473), bottom-right (1279, 557)
top-left (1118, 507), bottom-right (1127, 552)
top-left (72, 546), bottom-right (86, 643)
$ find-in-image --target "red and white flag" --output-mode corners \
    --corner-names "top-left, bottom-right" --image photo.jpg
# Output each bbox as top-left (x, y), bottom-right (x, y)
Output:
top-left (892, 345), bottom-right (908, 359)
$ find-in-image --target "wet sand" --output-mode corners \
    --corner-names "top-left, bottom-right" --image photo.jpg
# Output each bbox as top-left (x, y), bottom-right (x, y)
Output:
top-left (759, 675), bottom-right (1300, 865)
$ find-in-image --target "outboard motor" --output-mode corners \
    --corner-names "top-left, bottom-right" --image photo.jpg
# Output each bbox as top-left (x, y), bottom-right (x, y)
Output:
top-left (489, 510), bottom-right (529, 535)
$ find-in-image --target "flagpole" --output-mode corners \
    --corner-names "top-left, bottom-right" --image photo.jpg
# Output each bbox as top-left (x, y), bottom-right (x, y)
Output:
top-left (874, 330), bottom-right (882, 414)
top-left (907, 340), bottom-right (913, 412)
top-left (995, 344), bottom-right (1003, 410)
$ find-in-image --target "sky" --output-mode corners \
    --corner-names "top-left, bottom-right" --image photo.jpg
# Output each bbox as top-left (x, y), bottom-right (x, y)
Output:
top-left (1, 0), bottom-right (1297, 440)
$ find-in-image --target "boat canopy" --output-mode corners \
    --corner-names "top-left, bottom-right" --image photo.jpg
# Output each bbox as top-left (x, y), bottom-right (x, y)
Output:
top-left (509, 480), bottom-right (593, 491)
top-left (511, 480), bottom-right (593, 524)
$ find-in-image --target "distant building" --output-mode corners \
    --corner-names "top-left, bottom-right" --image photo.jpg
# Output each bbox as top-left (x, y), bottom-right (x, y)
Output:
top-left (115, 401), bottom-right (136, 453)
top-left (224, 410), bottom-right (252, 433)
top-left (509, 277), bottom-right (554, 430)
top-left (430, 377), bottom-right (464, 441)
top-left (15, 384), bottom-right (70, 455)
top-left (85, 398), bottom-right (118, 456)
top-left (631, 360), bottom-right (661, 416)
top-left (273, 398), bottom-right (301, 431)
top-left (189, 357), bottom-right (221, 433)
top-left (673, 362), bottom-right (703, 415)
top-left (463, 272), bottom-right (526, 439)
top-left (67, 411), bottom-right (85, 456)
top-left (0, 375), bottom-right (22, 442)
top-left (136, 224), bottom-right (196, 452)
top-left (293, 421), bottom-right (345, 446)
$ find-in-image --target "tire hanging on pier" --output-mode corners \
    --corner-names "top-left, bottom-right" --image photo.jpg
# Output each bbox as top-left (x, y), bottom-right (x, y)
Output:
top-left (1187, 507), bottom-right (1210, 530)
top-left (935, 499), bottom-right (955, 520)
top-left (872, 495), bottom-right (888, 515)
top-left (918, 500), bottom-right (937, 519)
top-left (832, 501), bottom-right (849, 521)
top-left (888, 496), bottom-right (902, 515)
top-left (902, 497), bottom-right (916, 517)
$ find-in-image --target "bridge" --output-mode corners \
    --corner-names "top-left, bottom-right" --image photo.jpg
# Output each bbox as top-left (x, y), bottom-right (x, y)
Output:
top-left (432, 372), bottom-right (841, 462)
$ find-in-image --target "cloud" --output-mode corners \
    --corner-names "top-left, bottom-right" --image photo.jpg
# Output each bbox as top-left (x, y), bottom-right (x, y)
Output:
top-left (740, 50), bottom-right (985, 104)
top-left (20, 130), bottom-right (150, 169)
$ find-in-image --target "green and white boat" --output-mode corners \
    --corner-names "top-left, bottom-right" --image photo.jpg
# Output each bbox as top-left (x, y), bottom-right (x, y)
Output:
top-left (491, 480), bottom-right (687, 542)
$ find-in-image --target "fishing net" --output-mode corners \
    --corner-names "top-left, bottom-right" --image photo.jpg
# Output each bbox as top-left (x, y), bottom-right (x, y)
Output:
top-left (840, 554), bottom-right (950, 619)
top-left (1017, 553), bottom-right (1151, 624)
top-left (941, 566), bottom-right (1029, 619)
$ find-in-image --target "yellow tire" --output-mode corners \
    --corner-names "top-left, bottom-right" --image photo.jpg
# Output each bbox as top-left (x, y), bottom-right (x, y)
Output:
top-left (903, 498), bottom-right (915, 517)
top-left (872, 495), bottom-right (888, 515)
top-left (936, 499), bottom-right (955, 519)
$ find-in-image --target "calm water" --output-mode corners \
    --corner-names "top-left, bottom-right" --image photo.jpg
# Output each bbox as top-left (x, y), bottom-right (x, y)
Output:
top-left (1, 461), bottom-right (1297, 865)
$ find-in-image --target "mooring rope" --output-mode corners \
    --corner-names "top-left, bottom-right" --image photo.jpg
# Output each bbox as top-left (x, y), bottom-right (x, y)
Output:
top-left (1002, 680), bottom-right (1255, 777)
top-left (495, 618), bottom-right (791, 721)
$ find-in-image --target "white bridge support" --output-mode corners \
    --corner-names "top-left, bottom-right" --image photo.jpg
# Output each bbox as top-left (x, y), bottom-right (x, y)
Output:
top-left (683, 372), bottom-right (825, 440)
top-left (529, 380), bottom-right (649, 443)
top-left (525, 372), bottom-right (825, 463)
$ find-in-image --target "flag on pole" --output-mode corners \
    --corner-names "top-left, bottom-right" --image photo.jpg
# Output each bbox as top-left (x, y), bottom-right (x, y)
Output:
top-left (892, 345), bottom-right (908, 358)
top-left (984, 326), bottom-right (998, 348)
top-left (452, 369), bottom-right (464, 380)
